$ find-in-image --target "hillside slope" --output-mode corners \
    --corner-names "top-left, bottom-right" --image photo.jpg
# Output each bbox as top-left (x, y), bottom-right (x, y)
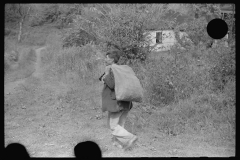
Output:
top-left (4, 43), bottom-right (235, 157)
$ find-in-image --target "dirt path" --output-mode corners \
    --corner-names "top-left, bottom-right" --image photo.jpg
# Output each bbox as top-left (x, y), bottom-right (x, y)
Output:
top-left (4, 46), bottom-right (46, 95)
top-left (32, 46), bottom-right (47, 78)
top-left (4, 46), bottom-right (235, 157)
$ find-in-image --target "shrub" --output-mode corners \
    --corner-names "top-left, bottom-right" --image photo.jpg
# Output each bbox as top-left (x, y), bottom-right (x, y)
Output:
top-left (62, 29), bottom-right (97, 48)
top-left (131, 46), bottom-right (206, 106)
top-left (208, 45), bottom-right (235, 92)
top-left (130, 38), bottom-right (235, 110)
top-left (29, 4), bottom-right (60, 27)
top-left (130, 58), bottom-right (176, 106)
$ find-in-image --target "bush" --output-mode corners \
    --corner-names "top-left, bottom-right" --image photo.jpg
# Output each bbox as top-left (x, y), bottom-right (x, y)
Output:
top-left (208, 44), bottom-right (235, 92)
top-left (30, 4), bottom-right (60, 27)
top-left (130, 58), bottom-right (176, 106)
top-left (62, 29), bottom-right (97, 48)
top-left (130, 40), bottom-right (235, 140)
top-left (131, 38), bottom-right (235, 109)
top-left (131, 45), bottom-right (210, 106)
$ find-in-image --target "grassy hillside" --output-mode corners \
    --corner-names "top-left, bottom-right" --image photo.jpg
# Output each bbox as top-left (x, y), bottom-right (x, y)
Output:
top-left (4, 18), bottom-right (235, 157)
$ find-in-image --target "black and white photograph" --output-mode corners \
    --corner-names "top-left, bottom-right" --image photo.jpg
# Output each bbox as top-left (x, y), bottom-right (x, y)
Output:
top-left (4, 3), bottom-right (235, 157)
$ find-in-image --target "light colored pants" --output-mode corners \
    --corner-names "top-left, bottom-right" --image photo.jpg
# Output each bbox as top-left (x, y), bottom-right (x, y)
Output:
top-left (107, 110), bottom-right (135, 145)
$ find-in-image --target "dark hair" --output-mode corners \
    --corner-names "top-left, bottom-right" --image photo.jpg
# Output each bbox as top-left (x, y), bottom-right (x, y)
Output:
top-left (106, 50), bottom-right (121, 64)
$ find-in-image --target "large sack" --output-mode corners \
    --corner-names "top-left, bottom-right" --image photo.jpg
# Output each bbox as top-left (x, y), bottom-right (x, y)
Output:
top-left (111, 64), bottom-right (143, 102)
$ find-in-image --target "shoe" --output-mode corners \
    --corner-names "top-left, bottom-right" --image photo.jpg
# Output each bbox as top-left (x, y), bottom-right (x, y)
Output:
top-left (113, 141), bottom-right (123, 149)
top-left (112, 137), bottom-right (123, 149)
top-left (124, 135), bottom-right (138, 150)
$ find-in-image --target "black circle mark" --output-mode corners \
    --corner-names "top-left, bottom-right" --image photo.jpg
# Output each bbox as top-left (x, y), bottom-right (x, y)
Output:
top-left (5, 143), bottom-right (30, 158)
top-left (207, 18), bottom-right (228, 39)
top-left (74, 141), bottom-right (102, 158)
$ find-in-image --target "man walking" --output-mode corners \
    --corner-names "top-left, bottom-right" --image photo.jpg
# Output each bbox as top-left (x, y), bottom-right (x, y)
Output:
top-left (99, 50), bottom-right (138, 150)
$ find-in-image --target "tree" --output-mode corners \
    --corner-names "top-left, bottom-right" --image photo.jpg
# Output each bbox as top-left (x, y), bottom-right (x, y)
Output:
top-left (5, 4), bottom-right (31, 42)
top-left (65, 4), bottom-right (177, 63)
top-left (174, 4), bottom-right (223, 48)
top-left (17, 4), bottom-right (31, 42)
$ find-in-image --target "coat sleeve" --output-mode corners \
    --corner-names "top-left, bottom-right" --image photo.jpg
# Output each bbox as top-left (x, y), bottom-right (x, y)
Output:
top-left (103, 69), bottom-right (115, 89)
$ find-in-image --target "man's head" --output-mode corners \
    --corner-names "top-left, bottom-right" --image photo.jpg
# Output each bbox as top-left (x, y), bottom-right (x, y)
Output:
top-left (105, 50), bottom-right (121, 65)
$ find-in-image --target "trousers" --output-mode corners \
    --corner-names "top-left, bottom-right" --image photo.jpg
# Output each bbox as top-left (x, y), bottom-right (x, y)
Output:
top-left (107, 109), bottom-right (135, 145)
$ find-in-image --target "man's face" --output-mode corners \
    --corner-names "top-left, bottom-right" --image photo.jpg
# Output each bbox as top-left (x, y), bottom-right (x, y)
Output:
top-left (105, 55), bottom-right (114, 65)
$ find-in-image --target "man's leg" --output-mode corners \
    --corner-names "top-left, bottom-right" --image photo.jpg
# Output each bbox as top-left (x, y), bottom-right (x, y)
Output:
top-left (118, 109), bottom-right (129, 128)
top-left (118, 102), bottom-right (133, 128)
top-left (107, 111), bottom-right (121, 130)
top-left (114, 110), bottom-right (138, 150)
top-left (108, 111), bottom-right (124, 148)
top-left (108, 111), bottom-right (136, 147)
top-left (107, 111), bottom-right (121, 142)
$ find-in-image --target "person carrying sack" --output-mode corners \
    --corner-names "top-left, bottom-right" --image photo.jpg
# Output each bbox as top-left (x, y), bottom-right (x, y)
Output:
top-left (99, 50), bottom-right (143, 150)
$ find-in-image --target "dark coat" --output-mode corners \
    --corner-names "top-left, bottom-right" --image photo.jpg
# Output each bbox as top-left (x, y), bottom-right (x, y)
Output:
top-left (99, 67), bottom-right (132, 113)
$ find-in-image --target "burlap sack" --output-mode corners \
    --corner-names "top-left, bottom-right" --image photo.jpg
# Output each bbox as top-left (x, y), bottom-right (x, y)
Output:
top-left (111, 64), bottom-right (143, 102)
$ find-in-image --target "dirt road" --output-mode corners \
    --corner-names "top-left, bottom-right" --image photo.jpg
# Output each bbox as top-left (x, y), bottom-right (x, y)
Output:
top-left (4, 46), bottom-right (46, 95)
top-left (32, 46), bottom-right (47, 78)
top-left (4, 46), bottom-right (235, 157)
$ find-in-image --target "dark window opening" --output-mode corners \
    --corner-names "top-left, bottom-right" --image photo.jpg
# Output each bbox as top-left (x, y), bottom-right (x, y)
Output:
top-left (221, 13), bottom-right (224, 19)
top-left (156, 32), bottom-right (162, 44)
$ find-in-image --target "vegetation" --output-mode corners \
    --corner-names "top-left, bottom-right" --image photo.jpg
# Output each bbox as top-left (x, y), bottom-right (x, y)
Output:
top-left (5, 3), bottom-right (235, 143)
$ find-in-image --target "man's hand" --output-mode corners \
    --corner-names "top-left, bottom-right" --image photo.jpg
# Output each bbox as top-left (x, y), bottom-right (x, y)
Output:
top-left (99, 65), bottom-right (112, 84)
top-left (102, 66), bottom-right (111, 81)
top-left (101, 76), bottom-right (105, 83)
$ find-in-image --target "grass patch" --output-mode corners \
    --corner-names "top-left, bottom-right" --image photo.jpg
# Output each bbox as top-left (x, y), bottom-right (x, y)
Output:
top-left (133, 91), bottom-right (235, 144)
top-left (43, 44), bottom-right (105, 85)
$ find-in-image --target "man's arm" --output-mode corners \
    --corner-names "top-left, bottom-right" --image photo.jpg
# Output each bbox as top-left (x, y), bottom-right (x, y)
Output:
top-left (99, 66), bottom-right (111, 82)
top-left (102, 69), bottom-right (115, 89)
